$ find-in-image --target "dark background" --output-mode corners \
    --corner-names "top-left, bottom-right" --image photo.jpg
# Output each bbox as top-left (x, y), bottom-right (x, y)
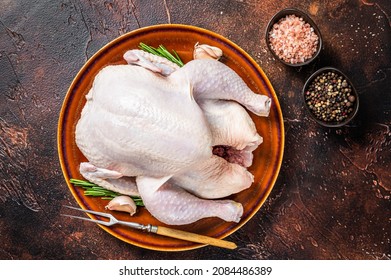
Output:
top-left (0, 0), bottom-right (390, 259)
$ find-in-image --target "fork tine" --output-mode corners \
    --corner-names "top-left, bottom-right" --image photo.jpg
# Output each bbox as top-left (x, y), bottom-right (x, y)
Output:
top-left (63, 205), bottom-right (114, 219)
top-left (61, 214), bottom-right (112, 226)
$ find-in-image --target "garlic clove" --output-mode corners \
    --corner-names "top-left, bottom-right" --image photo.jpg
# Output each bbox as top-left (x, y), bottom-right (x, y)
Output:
top-left (105, 195), bottom-right (137, 216)
top-left (193, 43), bottom-right (223, 60)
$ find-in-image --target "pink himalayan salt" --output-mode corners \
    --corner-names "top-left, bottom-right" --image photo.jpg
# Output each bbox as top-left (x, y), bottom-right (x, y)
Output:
top-left (269, 14), bottom-right (319, 64)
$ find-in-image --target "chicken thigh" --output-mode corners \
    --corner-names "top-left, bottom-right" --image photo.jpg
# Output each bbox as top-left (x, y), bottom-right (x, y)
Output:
top-left (75, 48), bottom-right (271, 225)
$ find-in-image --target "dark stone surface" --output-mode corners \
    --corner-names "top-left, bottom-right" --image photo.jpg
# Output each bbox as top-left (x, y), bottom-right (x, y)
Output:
top-left (0, 0), bottom-right (389, 259)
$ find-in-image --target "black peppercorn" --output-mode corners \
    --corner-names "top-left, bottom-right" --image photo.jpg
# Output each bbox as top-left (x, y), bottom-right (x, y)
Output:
top-left (304, 71), bottom-right (356, 123)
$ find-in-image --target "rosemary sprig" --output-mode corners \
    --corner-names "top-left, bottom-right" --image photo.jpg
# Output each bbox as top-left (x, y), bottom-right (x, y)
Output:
top-left (138, 42), bottom-right (184, 67)
top-left (69, 178), bottom-right (144, 206)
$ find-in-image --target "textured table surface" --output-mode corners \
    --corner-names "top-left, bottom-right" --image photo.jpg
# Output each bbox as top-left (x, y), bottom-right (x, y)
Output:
top-left (0, 0), bottom-right (390, 260)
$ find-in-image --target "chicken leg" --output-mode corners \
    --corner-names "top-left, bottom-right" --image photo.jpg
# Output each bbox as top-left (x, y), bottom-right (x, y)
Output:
top-left (136, 175), bottom-right (243, 225)
top-left (170, 59), bottom-right (271, 117)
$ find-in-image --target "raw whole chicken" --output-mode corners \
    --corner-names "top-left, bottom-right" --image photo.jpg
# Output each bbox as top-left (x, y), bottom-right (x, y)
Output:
top-left (75, 44), bottom-right (271, 225)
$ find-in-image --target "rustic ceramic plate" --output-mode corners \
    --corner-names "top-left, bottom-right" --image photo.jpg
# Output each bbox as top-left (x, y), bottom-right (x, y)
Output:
top-left (58, 24), bottom-right (284, 251)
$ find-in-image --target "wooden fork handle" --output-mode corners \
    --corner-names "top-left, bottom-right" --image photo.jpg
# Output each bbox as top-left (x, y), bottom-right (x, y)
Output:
top-left (156, 226), bottom-right (237, 249)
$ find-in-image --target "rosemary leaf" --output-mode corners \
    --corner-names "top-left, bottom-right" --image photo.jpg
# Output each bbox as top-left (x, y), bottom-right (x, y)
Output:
top-left (173, 50), bottom-right (182, 62)
top-left (138, 42), bottom-right (184, 67)
top-left (139, 42), bottom-right (160, 56)
top-left (69, 178), bottom-right (144, 206)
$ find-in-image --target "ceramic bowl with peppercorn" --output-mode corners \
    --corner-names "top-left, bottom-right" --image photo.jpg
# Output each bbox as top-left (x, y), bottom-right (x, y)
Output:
top-left (303, 67), bottom-right (359, 127)
top-left (265, 8), bottom-right (323, 67)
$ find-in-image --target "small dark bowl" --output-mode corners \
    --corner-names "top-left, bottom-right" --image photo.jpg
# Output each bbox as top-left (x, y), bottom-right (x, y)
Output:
top-left (265, 8), bottom-right (323, 67)
top-left (302, 67), bottom-right (359, 127)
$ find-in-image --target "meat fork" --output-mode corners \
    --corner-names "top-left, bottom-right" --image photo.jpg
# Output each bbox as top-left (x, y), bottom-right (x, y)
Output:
top-left (62, 205), bottom-right (237, 249)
